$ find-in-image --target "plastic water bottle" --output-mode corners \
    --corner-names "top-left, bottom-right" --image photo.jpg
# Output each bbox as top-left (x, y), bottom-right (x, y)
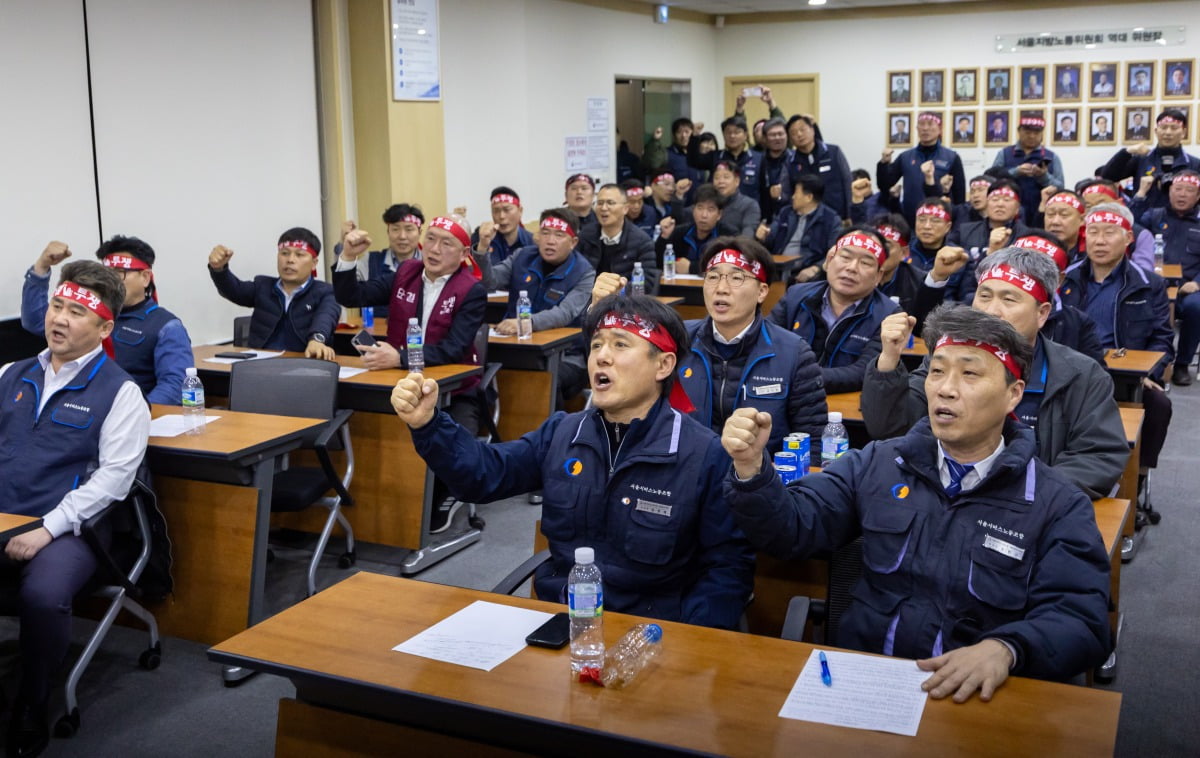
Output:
top-left (517, 290), bottom-right (534, 340)
top-left (362, 305), bottom-right (374, 329)
top-left (406, 317), bottom-right (425, 373)
top-left (1153, 234), bottom-right (1165, 274)
top-left (631, 262), bottom-right (646, 296)
top-left (181, 367), bottom-right (205, 435)
top-left (663, 243), bottom-right (676, 282)
top-left (600, 623), bottom-right (662, 689)
top-left (820, 411), bottom-right (849, 468)
top-left (568, 547), bottom-right (604, 681)
top-left (652, 223), bottom-right (661, 242)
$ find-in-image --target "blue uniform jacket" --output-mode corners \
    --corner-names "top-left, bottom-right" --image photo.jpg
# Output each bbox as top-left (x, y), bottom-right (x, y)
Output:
top-left (993, 145), bottom-right (1065, 224)
top-left (768, 282), bottom-right (900, 393)
top-left (726, 419), bottom-right (1111, 680)
top-left (1136, 204), bottom-right (1200, 283)
top-left (781, 140), bottom-right (854, 220)
top-left (678, 317), bottom-right (827, 450)
top-left (1101, 146), bottom-right (1200, 210)
top-left (410, 397), bottom-right (756, 629)
top-left (877, 142), bottom-right (966, 222)
top-left (762, 203), bottom-right (843, 269)
top-left (477, 246), bottom-right (596, 330)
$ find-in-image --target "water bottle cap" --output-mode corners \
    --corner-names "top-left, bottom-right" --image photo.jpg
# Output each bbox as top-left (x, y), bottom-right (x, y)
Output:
top-left (643, 623), bottom-right (663, 643)
top-left (634, 262), bottom-right (642, 271)
top-left (409, 317), bottom-right (419, 325)
top-left (828, 411), bottom-right (842, 424)
top-left (574, 546), bottom-right (595, 564)
top-left (519, 290), bottom-right (528, 297)
top-left (185, 367), bottom-right (198, 377)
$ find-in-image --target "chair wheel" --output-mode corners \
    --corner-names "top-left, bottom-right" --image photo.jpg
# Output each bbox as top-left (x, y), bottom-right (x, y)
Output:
top-left (54, 708), bottom-right (80, 738)
top-left (139, 642), bottom-right (162, 670)
top-left (337, 551), bottom-right (356, 569)
top-left (469, 515), bottom-right (486, 530)
top-left (1147, 510), bottom-right (1162, 525)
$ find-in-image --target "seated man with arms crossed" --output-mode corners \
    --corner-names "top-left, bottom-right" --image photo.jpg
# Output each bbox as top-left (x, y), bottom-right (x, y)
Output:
top-left (722, 304), bottom-right (1111, 701)
top-left (393, 295), bottom-right (755, 629)
top-left (23, 236), bottom-right (193, 405)
top-left (0, 261), bottom-right (150, 754)
top-left (207, 227), bottom-right (340, 360)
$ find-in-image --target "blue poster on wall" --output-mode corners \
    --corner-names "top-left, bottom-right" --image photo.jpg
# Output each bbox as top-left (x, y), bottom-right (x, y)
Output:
top-left (392, 0), bottom-right (440, 102)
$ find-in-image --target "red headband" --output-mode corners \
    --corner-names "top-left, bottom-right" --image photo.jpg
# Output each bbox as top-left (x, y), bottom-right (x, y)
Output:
top-left (1082, 184), bottom-right (1120, 201)
top-left (1019, 116), bottom-right (1046, 129)
top-left (625, 187), bottom-right (645, 198)
top-left (566, 174), bottom-right (594, 189)
top-left (918, 113), bottom-right (942, 126)
top-left (429, 216), bottom-right (471, 247)
top-left (53, 282), bottom-right (116, 358)
top-left (103, 253), bottom-right (157, 303)
top-left (916, 204), bottom-right (950, 222)
top-left (970, 179), bottom-right (993, 190)
top-left (978, 262), bottom-right (1050, 303)
top-left (401, 214), bottom-right (423, 228)
top-left (1046, 192), bottom-right (1084, 214)
top-left (877, 225), bottom-right (909, 247)
top-left (491, 193), bottom-right (521, 208)
top-left (1013, 236), bottom-right (1069, 273)
top-left (706, 248), bottom-right (767, 283)
top-left (540, 216), bottom-right (577, 238)
top-left (279, 240), bottom-right (318, 259)
top-left (597, 311), bottom-right (695, 413)
top-left (651, 173), bottom-right (674, 186)
top-left (1159, 116), bottom-right (1184, 127)
top-left (1085, 209), bottom-right (1132, 233)
top-left (1174, 174), bottom-right (1200, 189)
top-left (989, 186), bottom-right (1019, 200)
top-left (934, 335), bottom-right (1022, 382)
top-left (836, 233), bottom-right (887, 267)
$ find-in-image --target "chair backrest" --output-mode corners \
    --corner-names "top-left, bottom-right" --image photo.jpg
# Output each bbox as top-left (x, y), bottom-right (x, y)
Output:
top-left (473, 322), bottom-right (490, 367)
top-left (824, 537), bottom-right (864, 647)
top-left (232, 316), bottom-right (252, 347)
top-left (229, 358), bottom-right (339, 421)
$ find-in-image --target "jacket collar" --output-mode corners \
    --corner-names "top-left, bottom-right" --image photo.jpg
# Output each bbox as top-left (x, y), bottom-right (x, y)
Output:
top-left (896, 417), bottom-right (1040, 505)
top-left (568, 395), bottom-right (683, 467)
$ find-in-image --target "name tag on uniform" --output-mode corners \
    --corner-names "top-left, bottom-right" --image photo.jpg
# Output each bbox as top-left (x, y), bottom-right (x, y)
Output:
top-left (819, 165), bottom-right (831, 172)
top-left (983, 534), bottom-right (1025, 561)
top-left (752, 383), bottom-right (782, 396)
top-left (635, 499), bottom-right (672, 517)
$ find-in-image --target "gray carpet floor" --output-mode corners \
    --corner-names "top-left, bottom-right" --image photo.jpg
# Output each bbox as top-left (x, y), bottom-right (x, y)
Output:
top-left (5, 385), bottom-right (1198, 756)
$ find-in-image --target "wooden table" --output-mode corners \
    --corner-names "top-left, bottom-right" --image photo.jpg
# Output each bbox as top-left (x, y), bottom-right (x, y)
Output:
top-left (191, 346), bottom-right (482, 574)
top-left (1118, 406), bottom-right (1144, 504)
top-left (209, 572), bottom-right (1121, 757)
top-left (486, 328), bottom-right (579, 440)
top-left (1160, 263), bottom-right (1181, 280)
top-left (0, 514), bottom-right (42, 541)
top-left (1105, 349), bottom-right (1165, 403)
top-left (147, 404), bottom-right (325, 646)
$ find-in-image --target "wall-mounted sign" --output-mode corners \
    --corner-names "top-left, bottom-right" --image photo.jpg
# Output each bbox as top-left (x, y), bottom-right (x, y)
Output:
top-left (995, 26), bottom-right (1185, 54)
top-left (392, 0), bottom-right (440, 101)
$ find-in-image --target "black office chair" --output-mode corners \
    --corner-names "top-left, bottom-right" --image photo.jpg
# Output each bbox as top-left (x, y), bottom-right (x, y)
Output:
top-left (781, 538), bottom-right (863, 645)
top-left (232, 316), bottom-right (252, 347)
top-left (472, 323), bottom-right (503, 444)
top-left (492, 549), bottom-right (552, 596)
top-left (228, 358), bottom-right (356, 596)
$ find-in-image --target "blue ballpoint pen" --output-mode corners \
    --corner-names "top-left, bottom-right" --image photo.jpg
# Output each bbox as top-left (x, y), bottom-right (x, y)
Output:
top-left (819, 651), bottom-right (832, 687)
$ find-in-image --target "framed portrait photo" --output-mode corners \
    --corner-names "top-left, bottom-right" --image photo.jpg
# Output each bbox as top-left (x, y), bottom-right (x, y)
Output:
top-left (919, 69), bottom-right (945, 105)
top-left (984, 110), bottom-right (1011, 145)
top-left (984, 67), bottom-right (1012, 104)
top-left (1018, 65), bottom-right (1048, 103)
top-left (1088, 107), bottom-right (1117, 146)
top-left (949, 110), bottom-right (977, 146)
top-left (1089, 62), bottom-right (1119, 102)
top-left (1052, 107), bottom-right (1081, 146)
top-left (1163, 59), bottom-right (1195, 99)
top-left (887, 70), bottom-right (913, 106)
top-left (1053, 63), bottom-right (1082, 102)
top-left (1125, 61), bottom-right (1156, 100)
top-left (887, 112), bottom-right (913, 147)
top-left (1123, 106), bottom-right (1153, 143)
top-left (1168, 104), bottom-right (1193, 143)
top-left (951, 68), bottom-right (979, 105)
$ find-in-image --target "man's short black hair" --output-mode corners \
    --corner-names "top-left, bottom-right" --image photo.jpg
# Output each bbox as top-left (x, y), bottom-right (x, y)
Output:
top-left (95, 235), bottom-right (155, 267)
top-left (793, 173), bottom-right (825, 202)
top-left (539, 207), bottom-right (579, 235)
top-left (671, 118), bottom-right (694, 136)
top-left (583, 294), bottom-right (690, 398)
top-left (922, 303), bottom-right (1032, 385)
top-left (763, 117), bottom-right (787, 135)
top-left (918, 197), bottom-right (953, 216)
top-left (851, 168), bottom-right (871, 181)
top-left (873, 213), bottom-right (911, 244)
top-left (1158, 107), bottom-right (1188, 127)
top-left (382, 203), bottom-right (425, 225)
top-left (620, 178), bottom-right (645, 192)
top-left (698, 235), bottom-right (776, 285)
top-left (59, 260), bottom-right (125, 320)
top-left (968, 175), bottom-right (995, 188)
top-left (698, 132), bottom-right (719, 148)
top-left (720, 116), bottom-right (748, 134)
top-left (712, 160), bottom-right (741, 176)
top-left (1075, 177), bottom-right (1120, 195)
top-left (597, 182), bottom-right (624, 195)
top-left (692, 184), bottom-right (724, 209)
top-left (982, 166), bottom-right (1010, 181)
top-left (488, 186), bottom-right (520, 204)
top-left (278, 227), bottom-right (321, 255)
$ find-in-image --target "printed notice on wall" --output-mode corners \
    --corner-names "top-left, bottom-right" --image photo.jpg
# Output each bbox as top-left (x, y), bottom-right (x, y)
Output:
top-left (392, 0), bottom-right (440, 101)
top-left (565, 136), bottom-right (588, 171)
top-left (587, 97), bottom-right (610, 133)
top-left (587, 135), bottom-right (610, 170)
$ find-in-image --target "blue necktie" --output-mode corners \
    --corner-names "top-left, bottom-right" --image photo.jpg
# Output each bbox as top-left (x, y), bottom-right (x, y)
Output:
top-left (944, 456), bottom-right (976, 497)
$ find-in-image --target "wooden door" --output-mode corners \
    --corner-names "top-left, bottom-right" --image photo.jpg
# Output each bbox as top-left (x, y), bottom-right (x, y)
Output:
top-left (724, 74), bottom-right (819, 124)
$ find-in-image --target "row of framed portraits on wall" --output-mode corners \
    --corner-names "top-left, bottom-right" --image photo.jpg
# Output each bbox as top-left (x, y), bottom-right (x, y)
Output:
top-left (885, 104), bottom-right (1193, 148)
top-left (887, 59), bottom-right (1196, 107)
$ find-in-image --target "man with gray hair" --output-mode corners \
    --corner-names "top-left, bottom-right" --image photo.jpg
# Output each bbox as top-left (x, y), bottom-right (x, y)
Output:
top-left (862, 245), bottom-right (1128, 499)
top-left (723, 303), bottom-right (1112, 700)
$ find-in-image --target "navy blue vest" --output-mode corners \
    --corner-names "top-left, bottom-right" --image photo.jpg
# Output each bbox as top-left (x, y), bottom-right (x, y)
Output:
top-left (505, 248), bottom-right (590, 325)
top-left (901, 143), bottom-right (957, 220)
top-left (999, 145), bottom-right (1058, 224)
top-left (0, 351), bottom-right (127, 518)
top-left (111, 298), bottom-right (176, 397)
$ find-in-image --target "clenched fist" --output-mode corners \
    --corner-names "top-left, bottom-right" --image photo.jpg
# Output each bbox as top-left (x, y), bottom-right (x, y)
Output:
top-left (877, 311), bottom-right (917, 372)
top-left (391, 372), bottom-right (440, 429)
top-left (931, 246), bottom-right (969, 283)
top-left (987, 226), bottom-right (1012, 254)
top-left (591, 272), bottom-right (627, 308)
top-left (722, 408), bottom-right (773, 480)
top-left (342, 229), bottom-right (372, 260)
top-left (34, 241), bottom-right (72, 276)
top-left (208, 245), bottom-right (234, 270)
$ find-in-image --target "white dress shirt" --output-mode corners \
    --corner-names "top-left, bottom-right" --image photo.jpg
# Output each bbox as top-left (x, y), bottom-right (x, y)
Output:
top-left (0, 345), bottom-right (150, 538)
top-left (935, 437), bottom-right (1006, 493)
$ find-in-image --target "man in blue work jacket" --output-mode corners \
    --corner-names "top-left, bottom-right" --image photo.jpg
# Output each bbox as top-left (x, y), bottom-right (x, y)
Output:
top-left (394, 295), bottom-right (755, 630)
top-left (723, 304), bottom-right (1111, 700)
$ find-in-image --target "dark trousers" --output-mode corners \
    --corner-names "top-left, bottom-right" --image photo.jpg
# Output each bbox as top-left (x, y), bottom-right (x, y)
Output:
top-left (0, 535), bottom-right (100, 705)
top-left (1176, 291), bottom-right (1200, 369)
top-left (1140, 385), bottom-right (1172, 469)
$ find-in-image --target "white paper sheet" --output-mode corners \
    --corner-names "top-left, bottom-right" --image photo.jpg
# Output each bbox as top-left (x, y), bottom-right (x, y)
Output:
top-left (202, 350), bottom-right (284, 364)
top-left (392, 600), bottom-right (553, 671)
top-left (778, 649), bottom-right (930, 737)
top-left (487, 290), bottom-right (509, 298)
top-left (669, 274), bottom-right (704, 281)
top-left (149, 415), bottom-right (222, 438)
top-left (338, 366), bottom-right (367, 379)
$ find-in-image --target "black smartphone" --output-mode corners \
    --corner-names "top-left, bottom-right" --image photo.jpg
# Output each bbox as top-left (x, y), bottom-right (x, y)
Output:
top-left (351, 329), bottom-right (377, 349)
top-left (214, 351), bottom-right (256, 360)
top-left (525, 612), bottom-right (570, 649)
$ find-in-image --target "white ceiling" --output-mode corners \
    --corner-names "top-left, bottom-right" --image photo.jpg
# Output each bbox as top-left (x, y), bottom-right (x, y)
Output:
top-left (627, 0), bottom-right (987, 14)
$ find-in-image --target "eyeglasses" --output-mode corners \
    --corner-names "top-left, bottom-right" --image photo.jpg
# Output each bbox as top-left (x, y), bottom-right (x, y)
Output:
top-left (703, 270), bottom-right (751, 288)
top-left (595, 199), bottom-right (626, 208)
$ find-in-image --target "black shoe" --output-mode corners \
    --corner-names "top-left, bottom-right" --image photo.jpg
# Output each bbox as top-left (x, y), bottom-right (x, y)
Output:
top-left (429, 497), bottom-right (463, 535)
top-left (1171, 366), bottom-right (1192, 386)
top-left (6, 702), bottom-right (48, 758)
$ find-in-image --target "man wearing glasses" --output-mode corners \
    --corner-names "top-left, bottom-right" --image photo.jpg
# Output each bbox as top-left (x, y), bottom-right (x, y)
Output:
top-left (576, 183), bottom-right (659, 290)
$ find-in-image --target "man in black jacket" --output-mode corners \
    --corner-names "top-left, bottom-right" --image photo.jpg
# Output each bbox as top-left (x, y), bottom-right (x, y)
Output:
top-left (577, 184), bottom-right (660, 289)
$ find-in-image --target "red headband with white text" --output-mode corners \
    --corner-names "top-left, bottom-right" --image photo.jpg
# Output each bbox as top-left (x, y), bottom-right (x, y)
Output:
top-left (1013, 236), bottom-right (1069, 273)
top-left (1085, 209), bottom-right (1132, 233)
top-left (103, 254), bottom-right (158, 303)
top-left (977, 262), bottom-right (1050, 303)
top-left (53, 282), bottom-right (116, 357)
top-left (835, 232), bottom-right (887, 268)
top-left (597, 311), bottom-right (695, 413)
top-left (934, 334), bottom-right (1022, 381)
top-left (540, 216), bottom-right (577, 238)
top-left (706, 248), bottom-right (767, 283)
top-left (429, 216), bottom-right (471, 247)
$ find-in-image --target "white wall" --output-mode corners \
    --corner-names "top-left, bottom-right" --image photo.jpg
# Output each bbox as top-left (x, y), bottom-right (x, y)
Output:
top-left (714, 0), bottom-right (1200, 193)
top-left (440, 0), bottom-right (717, 225)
